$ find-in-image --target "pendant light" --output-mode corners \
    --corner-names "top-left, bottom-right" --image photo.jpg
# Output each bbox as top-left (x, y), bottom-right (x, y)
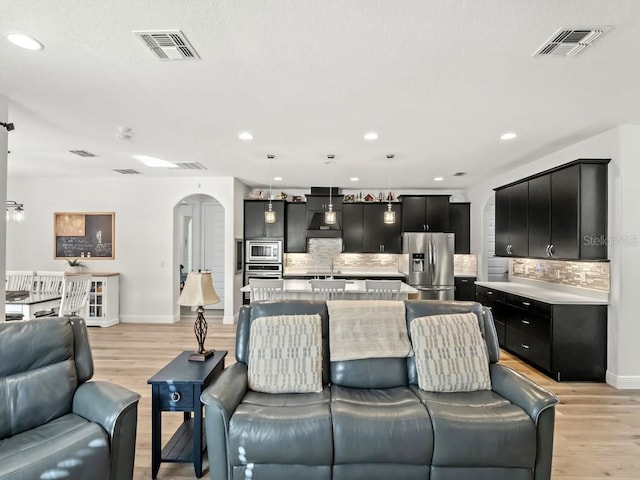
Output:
top-left (264, 154), bottom-right (277, 224)
top-left (325, 155), bottom-right (337, 225)
top-left (383, 154), bottom-right (396, 224)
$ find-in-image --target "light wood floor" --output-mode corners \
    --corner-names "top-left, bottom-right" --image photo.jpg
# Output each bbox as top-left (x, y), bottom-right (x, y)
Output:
top-left (87, 314), bottom-right (640, 480)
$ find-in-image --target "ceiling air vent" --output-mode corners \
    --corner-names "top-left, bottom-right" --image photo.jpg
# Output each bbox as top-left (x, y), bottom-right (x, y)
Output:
top-left (133, 30), bottom-right (200, 61)
top-left (533, 26), bottom-right (612, 57)
top-left (113, 169), bottom-right (141, 175)
top-left (453, 172), bottom-right (467, 177)
top-left (174, 162), bottom-right (207, 170)
top-left (70, 150), bottom-right (97, 157)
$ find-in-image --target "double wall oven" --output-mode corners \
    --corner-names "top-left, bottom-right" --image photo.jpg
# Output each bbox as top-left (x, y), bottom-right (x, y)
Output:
top-left (244, 240), bottom-right (283, 303)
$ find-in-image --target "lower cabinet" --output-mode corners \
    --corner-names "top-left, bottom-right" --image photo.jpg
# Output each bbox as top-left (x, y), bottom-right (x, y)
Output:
top-left (454, 276), bottom-right (476, 301)
top-left (476, 285), bottom-right (607, 381)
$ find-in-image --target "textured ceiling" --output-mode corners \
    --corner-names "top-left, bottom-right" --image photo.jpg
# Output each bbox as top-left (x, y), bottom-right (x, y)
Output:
top-left (1, 0), bottom-right (640, 189)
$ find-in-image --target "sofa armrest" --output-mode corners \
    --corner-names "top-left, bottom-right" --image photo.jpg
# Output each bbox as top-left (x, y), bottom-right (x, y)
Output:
top-left (490, 363), bottom-right (558, 424)
top-left (200, 362), bottom-right (248, 480)
top-left (73, 381), bottom-right (140, 480)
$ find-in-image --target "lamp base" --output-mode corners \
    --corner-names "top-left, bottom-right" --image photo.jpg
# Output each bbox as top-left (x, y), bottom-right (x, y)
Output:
top-left (188, 350), bottom-right (214, 362)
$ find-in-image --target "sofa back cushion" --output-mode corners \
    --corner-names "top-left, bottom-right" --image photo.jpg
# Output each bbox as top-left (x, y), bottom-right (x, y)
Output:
top-left (236, 301), bottom-right (331, 385)
top-left (0, 317), bottom-right (93, 439)
top-left (405, 301), bottom-right (499, 385)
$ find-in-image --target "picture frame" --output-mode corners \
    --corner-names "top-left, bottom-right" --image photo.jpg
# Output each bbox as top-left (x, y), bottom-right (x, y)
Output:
top-left (54, 212), bottom-right (115, 259)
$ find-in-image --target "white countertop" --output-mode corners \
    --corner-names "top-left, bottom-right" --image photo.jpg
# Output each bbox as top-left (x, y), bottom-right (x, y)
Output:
top-left (283, 269), bottom-right (405, 278)
top-left (241, 279), bottom-right (417, 294)
top-left (475, 281), bottom-right (608, 305)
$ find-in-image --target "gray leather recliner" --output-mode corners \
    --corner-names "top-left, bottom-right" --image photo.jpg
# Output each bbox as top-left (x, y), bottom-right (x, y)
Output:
top-left (201, 300), bottom-right (558, 480)
top-left (0, 317), bottom-right (140, 480)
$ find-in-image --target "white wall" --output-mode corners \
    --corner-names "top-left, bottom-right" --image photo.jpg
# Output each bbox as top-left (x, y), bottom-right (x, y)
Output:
top-left (465, 126), bottom-right (640, 388)
top-left (6, 176), bottom-right (239, 324)
top-left (0, 96), bottom-right (7, 319)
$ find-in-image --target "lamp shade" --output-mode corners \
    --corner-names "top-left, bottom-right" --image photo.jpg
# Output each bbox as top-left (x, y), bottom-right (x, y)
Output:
top-left (177, 271), bottom-right (221, 306)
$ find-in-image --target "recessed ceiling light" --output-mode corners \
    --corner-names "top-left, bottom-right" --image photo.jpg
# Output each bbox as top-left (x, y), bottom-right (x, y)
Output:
top-left (238, 132), bottom-right (253, 141)
top-left (133, 155), bottom-right (178, 168)
top-left (500, 132), bottom-right (517, 140)
top-left (273, 176), bottom-right (283, 181)
top-left (433, 177), bottom-right (444, 182)
top-left (350, 177), bottom-right (359, 182)
top-left (5, 33), bottom-right (44, 50)
top-left (364, 132), bottom-right (378, 140)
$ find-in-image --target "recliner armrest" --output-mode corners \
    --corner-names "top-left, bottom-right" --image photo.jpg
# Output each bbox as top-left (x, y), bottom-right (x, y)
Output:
top-left (73, 380), bottom-right (140, 438)
top-left (490, 364), bottom-right (558, 424)
top-left (201, 362), bottom-right (248, 421)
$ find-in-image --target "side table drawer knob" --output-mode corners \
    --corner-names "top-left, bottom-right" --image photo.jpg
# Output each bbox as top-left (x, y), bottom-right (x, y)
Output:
top-left (170, 391), bottom-right (181, 403)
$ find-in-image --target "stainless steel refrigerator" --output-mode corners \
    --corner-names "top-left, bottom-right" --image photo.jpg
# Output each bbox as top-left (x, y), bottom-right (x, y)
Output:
top-left (403, 232), bottom-right (455, 300)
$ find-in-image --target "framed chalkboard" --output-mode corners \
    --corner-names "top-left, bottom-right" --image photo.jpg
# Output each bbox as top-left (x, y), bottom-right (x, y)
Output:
top-left (54, 212), bottom-right (115, 259)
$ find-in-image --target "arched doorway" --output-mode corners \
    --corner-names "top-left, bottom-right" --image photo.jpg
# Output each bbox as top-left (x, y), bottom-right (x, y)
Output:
top-left (174, 194), bottom-right (225, 316)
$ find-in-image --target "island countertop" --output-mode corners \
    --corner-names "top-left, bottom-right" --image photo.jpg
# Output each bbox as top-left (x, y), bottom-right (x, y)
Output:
top-left (241, 279), bottom-right (418, 298)
top-left (282, 269), bottom-right (406, 279)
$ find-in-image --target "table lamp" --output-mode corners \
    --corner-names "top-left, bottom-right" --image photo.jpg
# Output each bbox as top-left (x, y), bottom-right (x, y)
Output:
top-left (177, 271), bottom-right (221, 361)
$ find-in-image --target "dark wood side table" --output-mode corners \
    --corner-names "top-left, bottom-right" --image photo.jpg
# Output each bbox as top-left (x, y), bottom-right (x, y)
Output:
top-left (148, 350), bottom-right (227, 479)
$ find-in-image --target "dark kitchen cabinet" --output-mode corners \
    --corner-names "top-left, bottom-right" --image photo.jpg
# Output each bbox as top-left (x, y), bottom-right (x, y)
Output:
top-left (244, 200), bottom-right (285, 239)
top-left (454, 276), bottom-right (476, 301)
top-left (342, 204), bottom-right (364, 253)
top-left (528, 160), bottom-right (609, 260)
top-left (363, 203), bottom-right (402, 253)
top-left (494, 182), bottom-right (528, 257)
top-left (341, 203), bottom-right (402, 253)
top-left (401, 195), bottom-right (450, 232)
top-left (449, 202), bottom-right (471, 254)
top-left (285, 202), bottom-right (307, 253)
top-left (476, 284), bottom-right (607, 381)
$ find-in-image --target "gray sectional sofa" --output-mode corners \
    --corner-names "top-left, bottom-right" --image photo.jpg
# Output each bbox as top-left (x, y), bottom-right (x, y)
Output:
top-left (0, 317), bottom-right (140, 480)
top-left (201, 300), bottom-right (558, 480)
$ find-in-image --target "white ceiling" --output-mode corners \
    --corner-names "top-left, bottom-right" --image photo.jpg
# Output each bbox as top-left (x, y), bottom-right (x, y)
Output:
top-left (2, 0), bottom-right (640, 190)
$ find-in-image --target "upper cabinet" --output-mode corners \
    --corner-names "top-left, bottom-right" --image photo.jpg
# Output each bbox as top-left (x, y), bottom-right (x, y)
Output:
top-left (495, 182), bottom-right (529, 257)
top-left (527, 161), bottom-right (609, 260)
top-left (285, 202), bottom-right (307, 252)
top-left (342, 203), bottom-right (402, 253)
top-left (401, 195), bottom-right (450, 232)
top-left (244, 200), bottom-right (285, 239)
top-left (495, 159), bottom-right (610, 261)
top-left (449, 203), bottom-right (471, 254)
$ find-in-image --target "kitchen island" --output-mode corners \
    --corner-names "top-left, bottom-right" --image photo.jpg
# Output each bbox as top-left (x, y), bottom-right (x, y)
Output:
top-left (241, 279), bottom-right (418, 301)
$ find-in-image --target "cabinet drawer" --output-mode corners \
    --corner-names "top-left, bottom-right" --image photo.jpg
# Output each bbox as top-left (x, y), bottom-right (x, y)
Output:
top-left (505, 294), bottom-right (551, 317)
top-left (159, 384), bottom-right (195, 411)
top-left (475, 286), bottom-right (506, 303)
top-left (506, 326), bottom-right (551, 371)
top-left (507, 312), bottom-right (550, 340)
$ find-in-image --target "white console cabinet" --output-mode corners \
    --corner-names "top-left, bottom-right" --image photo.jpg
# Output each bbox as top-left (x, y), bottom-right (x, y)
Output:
top-left (84, 273), bottom-right (120, 327)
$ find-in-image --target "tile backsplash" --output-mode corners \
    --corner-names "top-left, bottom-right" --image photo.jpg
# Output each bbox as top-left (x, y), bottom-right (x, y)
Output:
top-left (511, 258), bottom-right (610, 292)
top-left (285, 238), bottom-right (400, 271)
top-left (454, 254), bottom-right (477, 275)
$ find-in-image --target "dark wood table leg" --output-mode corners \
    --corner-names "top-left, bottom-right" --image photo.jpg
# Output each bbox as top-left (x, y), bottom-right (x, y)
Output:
top-left (151, 385), bottom-right (161, 479)
top-left (194, 388), bottom-right (203, 477)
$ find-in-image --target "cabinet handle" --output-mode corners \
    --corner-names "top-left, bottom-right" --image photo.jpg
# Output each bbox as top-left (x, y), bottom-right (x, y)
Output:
top-left (487, 291), bottom-right (493, 295)
top-left (381, 245), bottom-right (385, 252)
top-left (461, 279), bottom-right (468, 283)
top-left (521, 319), bottom-right (530, 325)
top-left (423, 224), bottom-right (426, 231)
top-left (545, 245), bottom-right (550, 256)
top-left (549, 244), bottom-right (554, 256)
top-left (170, 391), bottom-right (181, 403)
top-left (521, 344), bottom-right (530, 349)
top-left (522, 301), bottom-right (530, 306)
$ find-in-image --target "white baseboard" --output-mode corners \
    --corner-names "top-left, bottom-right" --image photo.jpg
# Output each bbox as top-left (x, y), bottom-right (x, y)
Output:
top-left (120, 314), bottom-right (179, 324)
top-left (85, 317), bottom-right (119, 328)
top-left (606, 371), bottom-right (640, 389)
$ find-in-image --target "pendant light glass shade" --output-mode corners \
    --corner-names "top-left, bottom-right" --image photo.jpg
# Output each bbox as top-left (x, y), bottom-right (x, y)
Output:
top-left (264, 155), bottom-right (276, 224)
top-left (264, 202), bottom-right (276, 224)
top-left (383, 203), bottom-right (396, 224)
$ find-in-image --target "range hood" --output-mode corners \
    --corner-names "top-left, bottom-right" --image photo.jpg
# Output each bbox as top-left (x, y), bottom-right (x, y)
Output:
top-left (306, 187), bottom-right (342, 238)
top-left (308, 212), bottom-right (341, 231)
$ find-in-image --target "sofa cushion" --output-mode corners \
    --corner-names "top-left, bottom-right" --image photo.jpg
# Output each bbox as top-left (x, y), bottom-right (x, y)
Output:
top-left (228, 387), bottom-right (333, 466)
top-left (418, 392), bottom-right (536, 468)
top-left (331, 385), bottom-right (433, 465)
top-left (248, 314), bottom-right (323, 393)
top-left (327, 300), bottom-right (412, 361)
top-left (410, 313), bottom-right (491, 392)
top-left (0, 413), bottom-right (110, 480)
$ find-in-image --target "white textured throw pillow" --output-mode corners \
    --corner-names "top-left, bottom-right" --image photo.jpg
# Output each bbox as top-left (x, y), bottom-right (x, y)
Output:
top-left (410, 312), bottom-right (491, 392)
top-left (248, 314), bottom-right (323, 394)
